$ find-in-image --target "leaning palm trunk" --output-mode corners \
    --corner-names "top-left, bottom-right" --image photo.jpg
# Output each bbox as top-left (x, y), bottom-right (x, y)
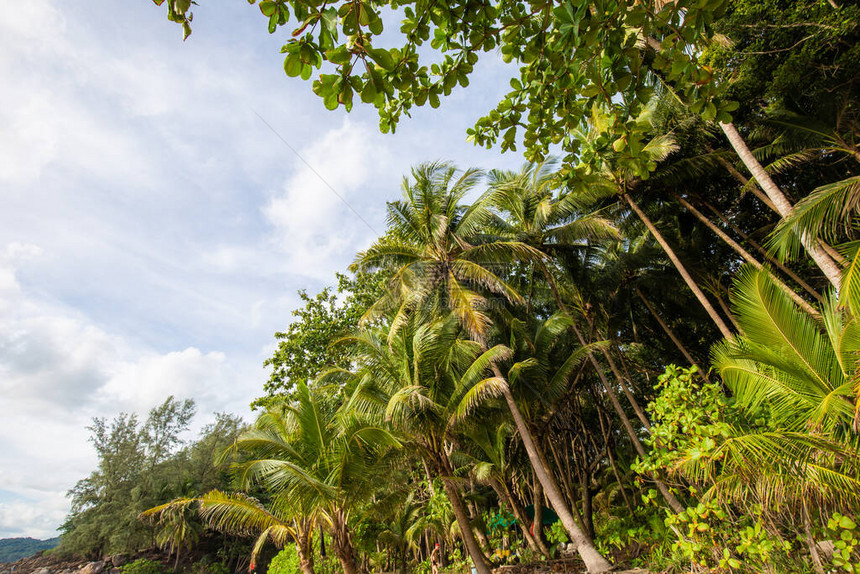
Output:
top-left (492, 371), bottom-right (613, 573)
top-left (674, 193), bottom-right (820, 315)
top-left (624, 192), bottom-right (734, 339)
top-left (699, 198), bottom-right (823, 302)
top-left (634, 285), bottom-right (708, 379)
top-left (719, 122), bottom-right (843, 288)
top-left (537, 263), bottom-right (687, 513)
top-left (436, 454), bottom-right (493, 574)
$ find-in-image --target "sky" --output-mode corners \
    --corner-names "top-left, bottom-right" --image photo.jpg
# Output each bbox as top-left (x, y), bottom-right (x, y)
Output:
top-left (0, 0), bottom-right (524, 539)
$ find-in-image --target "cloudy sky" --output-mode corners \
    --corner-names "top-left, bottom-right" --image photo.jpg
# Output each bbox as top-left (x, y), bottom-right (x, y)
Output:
top-left (0, 0), bottom-right (523, 539)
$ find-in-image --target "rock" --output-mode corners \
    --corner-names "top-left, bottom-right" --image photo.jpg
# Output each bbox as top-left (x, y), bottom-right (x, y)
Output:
top-left (35, 568), bottom-right (52, 574)
top-left (105, 556), bottom-right (127, 569)
top-left (79, 562), bottom-right (105, 574)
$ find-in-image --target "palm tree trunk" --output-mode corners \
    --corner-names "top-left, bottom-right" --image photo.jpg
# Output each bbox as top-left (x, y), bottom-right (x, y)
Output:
top-left (490, 478), bottom-right (549, 557)
top-left (624, 192), bottom-right (735, 339)
top-left (711, 282), bottom-right (743, 333)
top-left (675, 193), bottom-right (819, 315)
top-left (494, 378), bottom-right (613, 572)
top-left (536, 260), bottom-right (685, 512)
top-left (712, 152), bottom-right (779, 212)
top-left (297, 527), bottom-right (316, 574)
top-left (331, 512), bottom-right (358, 574)
top-left (719, 122), bottom-right (843, 288)
top-left (437, 465), bottom-right (493, 574)
top-left (634, 285), bottom-right (708, 379)
top-left (699, 198), bottom-right (823, 302)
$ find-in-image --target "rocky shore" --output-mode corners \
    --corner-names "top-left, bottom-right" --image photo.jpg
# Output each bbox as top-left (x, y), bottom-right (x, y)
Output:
top-left (0, 550), bottom-right (161, 574)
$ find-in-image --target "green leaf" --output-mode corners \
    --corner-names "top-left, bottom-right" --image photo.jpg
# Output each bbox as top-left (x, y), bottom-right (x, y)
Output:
top-left (368, 48), bottom-right (395, 71)
top-left (325, 45), bottom-right (351, 65)
top-left (284, 54), bottom-right (302, 77)
top-left (259, 1), bottom-right (277, 17)
top-left (368, 14), bottom-right (383, 35)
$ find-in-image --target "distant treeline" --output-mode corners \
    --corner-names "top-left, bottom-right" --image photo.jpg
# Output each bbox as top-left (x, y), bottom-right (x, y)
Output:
top-left (0, 537), bottom-right (60, 563)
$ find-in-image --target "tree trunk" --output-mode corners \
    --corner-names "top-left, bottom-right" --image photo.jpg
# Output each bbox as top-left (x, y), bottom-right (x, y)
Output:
top-left (296, 527), bottom-right (316, 574)
top-left (634, 285), bottom-right (708, 379)
top-left (699, 198), bottom-right (823, 302)
top-left (491, 478), bottom-right (550, 557)
top-left (537, 261), bottom-right (685, 513)
top-left (711, 283), bottom-right (743, 334)
top-left (580, 474), bottom-right (594, 541)
top-left (599, 344), bottom-right (651, 430)
top-left (331, 512), bottom-right (358, 574)
top-left (495, 379), bottom-right (613, 572)
top-left (719, 121), bottom-right (843, 288)
top-left (532, 477), bottom-right (545, 548)
top-left (675, 193), bottom-right (819, 315)
top-left (624, 192), bottom-right (735, 340)
top-left (438, 469), bottom-right (493, 574)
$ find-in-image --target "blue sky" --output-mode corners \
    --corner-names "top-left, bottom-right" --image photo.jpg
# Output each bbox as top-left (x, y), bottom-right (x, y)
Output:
top-left (0, 0), bottom-right (523, 539)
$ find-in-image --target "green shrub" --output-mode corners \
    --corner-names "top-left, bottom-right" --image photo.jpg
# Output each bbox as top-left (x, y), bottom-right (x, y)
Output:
top-left (120, 559), bottom-right (162, 574)
top-left (268, 546), bottom-right (301, 574)
top-left (190, 558), bottom-right (230, 574)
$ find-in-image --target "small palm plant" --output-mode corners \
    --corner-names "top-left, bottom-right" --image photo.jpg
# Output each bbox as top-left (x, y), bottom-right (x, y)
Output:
top-left (709, 267), bottom-right (860, 508)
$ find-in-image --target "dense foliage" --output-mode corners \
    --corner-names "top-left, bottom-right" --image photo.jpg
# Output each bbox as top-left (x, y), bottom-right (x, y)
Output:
top-left (54, 1), bottom-right (860, 573)
top-left (59, 398), bottom-right (246, 567)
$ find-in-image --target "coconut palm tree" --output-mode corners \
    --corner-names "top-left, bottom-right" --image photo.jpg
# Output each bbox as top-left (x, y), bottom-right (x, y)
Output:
top-left (227, 383), bottom-right (399, 574)
top-left (483, 156), bottom-right (687, 513)
top-left (339, 316), bottom-right (497, 574)
top-left (352, 161), bottom-right (545, 342)
top-left (450, 313), bottom-right (616, 571)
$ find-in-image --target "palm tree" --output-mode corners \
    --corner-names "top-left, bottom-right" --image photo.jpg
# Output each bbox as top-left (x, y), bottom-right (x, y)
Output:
top-left (481, 160), bottom-right (619, 309)
top-left (569, 104), bottom-right (736, 340)
top-left (353, 161), bottom-right (545, 342)
top-left (452, 314), bottom-right (614, 572)
top-left (340, 316), bottom-right (496, 574)
top-left (484, 155), bottom-right (686, 513)
top-left (702, 267), bottom-right (860, 572)
top-left (226, 383), bottom-right (399, 574)
top-left (140, 498), bottom-right (203, 570)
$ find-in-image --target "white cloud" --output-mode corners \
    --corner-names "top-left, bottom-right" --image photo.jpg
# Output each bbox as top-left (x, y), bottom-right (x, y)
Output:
top-left (0, 245), bottom-right (257, 539)
top-left (263, 119), bottom-right (389, 279)
top-left (0, 494), bottom-right (69, 540)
